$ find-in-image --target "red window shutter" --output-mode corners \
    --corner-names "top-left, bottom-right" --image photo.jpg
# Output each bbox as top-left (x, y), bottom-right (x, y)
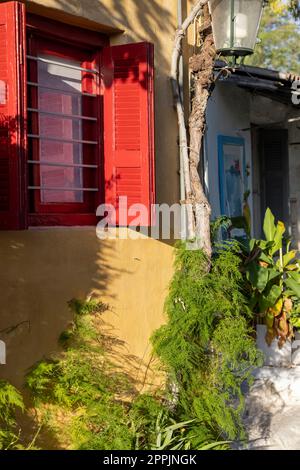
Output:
top-left (0, 1), bottom-right (26, 230)
top-left (102, 42), bottom-right (155, 226)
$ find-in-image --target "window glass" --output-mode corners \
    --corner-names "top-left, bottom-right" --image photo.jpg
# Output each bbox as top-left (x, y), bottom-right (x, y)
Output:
top-left (38, 55), bottom-right (83, 203)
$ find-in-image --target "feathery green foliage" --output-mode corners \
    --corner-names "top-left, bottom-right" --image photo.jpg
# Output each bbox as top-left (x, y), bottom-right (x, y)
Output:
top-left (0, 380), bottom-right (24, 449)
top-left (152, 242), bottom-right (262, 445)
top-left (25, 243), bottom-right (263, 449)
top-left (26, 298), bottom-right (226, 450)
top-left (26, 299), bottom-right (137, 450)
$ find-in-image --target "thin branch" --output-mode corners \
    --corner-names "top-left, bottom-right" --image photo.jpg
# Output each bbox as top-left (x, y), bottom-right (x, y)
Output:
top-left (0, 320), bottom-right (30, 335)
top-left (170, 0), bottom-right (209, 240)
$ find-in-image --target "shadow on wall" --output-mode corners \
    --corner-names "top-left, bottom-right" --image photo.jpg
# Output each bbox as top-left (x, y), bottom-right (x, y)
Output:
top-left (0, 225), bottom-right (166, 450)
top-left (0, 227), bottom-right (163, 385)
top-left (0, 227), bottom-right (112, 382)
top-left (0, 115), bottom-right (146, 382)
top-left (0, 0), bottom-right (177, 388)
top-left (44, 0), bottom-right (173, 71)
top-left (0, 120), bottom-right (163, 391)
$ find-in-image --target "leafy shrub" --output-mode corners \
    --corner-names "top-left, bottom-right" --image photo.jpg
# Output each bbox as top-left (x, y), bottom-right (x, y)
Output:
top-left (242, 208), bottom-right (300, 347)
top-left (0, 380), bottom-right (24, 449)
top-left (152, 242), bottom-right (262, 446)
top-left (26, 242), bottom-right (262, 449)
top-left (26, 297), bottom-right (225, 450)
top-left (26, 299), bottom-right (138, 450)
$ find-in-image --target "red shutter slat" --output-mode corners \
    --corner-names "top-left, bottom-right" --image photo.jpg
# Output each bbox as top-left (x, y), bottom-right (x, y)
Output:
top-left (0, 1), bottom-right (26, 230)
top-left (102, 42), bottom-right (155, 226)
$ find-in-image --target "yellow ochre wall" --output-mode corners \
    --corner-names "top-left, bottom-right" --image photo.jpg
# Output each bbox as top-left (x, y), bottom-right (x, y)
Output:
top-left (0, 230), bottom-right (174, 388)
top-left (0, 0), bottom-right (194, 388)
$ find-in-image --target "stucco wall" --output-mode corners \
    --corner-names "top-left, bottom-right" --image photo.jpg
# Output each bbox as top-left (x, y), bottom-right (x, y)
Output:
top-left (205, 82), bottom-right (252, 222)
top-left (0, 0), bottom-right (189, 387)
top-left (0, 229), bottom-right (174, 388)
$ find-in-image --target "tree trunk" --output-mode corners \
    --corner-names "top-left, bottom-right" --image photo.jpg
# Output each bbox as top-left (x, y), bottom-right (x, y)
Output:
top-left (171, 0), bottom-right (215, 258)
top-left (189, 4), bottom-right (215, 257)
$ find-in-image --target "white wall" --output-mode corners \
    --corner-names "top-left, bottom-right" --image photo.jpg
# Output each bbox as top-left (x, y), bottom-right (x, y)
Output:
top-left (206, 82), bottom-right (252, 221)
top-left (206, 82), bottom-right (300, 244)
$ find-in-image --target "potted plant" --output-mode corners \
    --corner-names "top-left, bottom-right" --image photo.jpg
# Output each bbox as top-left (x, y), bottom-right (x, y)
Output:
top-left (242, 209), bottom-right (300, 359)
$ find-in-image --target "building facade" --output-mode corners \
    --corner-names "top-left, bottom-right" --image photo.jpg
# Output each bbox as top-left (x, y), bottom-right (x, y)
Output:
top-left (206, 65), bottom-right (300, 244)
top-left (0, 0), bottom-right (194, 387)
top-left (2, 0), bottom-right (298, 390)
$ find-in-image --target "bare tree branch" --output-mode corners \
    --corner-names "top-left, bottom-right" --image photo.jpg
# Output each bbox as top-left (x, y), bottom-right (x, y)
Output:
top-left (170, 0), bottom-right (214, 257)
top-left (171, 1), bottom-right (209, 240)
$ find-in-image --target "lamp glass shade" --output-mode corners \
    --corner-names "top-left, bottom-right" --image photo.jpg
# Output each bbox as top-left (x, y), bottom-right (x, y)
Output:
top-left (209, 0), bottom-right (265, 56)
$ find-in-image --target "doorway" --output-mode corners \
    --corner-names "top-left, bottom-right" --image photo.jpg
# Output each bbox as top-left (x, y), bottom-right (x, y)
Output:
top-left (257, 128), bottom-right (289, 235)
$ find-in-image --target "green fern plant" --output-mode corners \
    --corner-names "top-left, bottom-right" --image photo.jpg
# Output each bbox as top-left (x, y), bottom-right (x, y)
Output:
top-left (26, 299), bottom-right (141, 450)
top-left (26, 297), bottom-right (228, 451)
top-left (152, 241), bottom-right (262, 446)
top-left (25, 259), bottom-right (261, 450)
top-left (0, 380), bottom-right (24, 450)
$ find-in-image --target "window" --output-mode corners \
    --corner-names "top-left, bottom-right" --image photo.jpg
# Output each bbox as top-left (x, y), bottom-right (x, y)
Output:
top-left (0, 1), bottom-right (155, 230)
top-left (27, 37), bottom-right (100, 225)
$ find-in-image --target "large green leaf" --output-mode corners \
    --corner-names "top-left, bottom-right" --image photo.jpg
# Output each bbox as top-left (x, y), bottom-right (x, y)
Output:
top-left (263, 208), bottom-right (276, 242)
top-left (267, 284), bottom-right (282, 304)
top-left (285, 264), bottom-right (299, 271)
top-left (289, 271), bottom-right (300, 282)
top-left (259, 295), bottom-right (274, 312)
top-left (272, 220), bottom-right (286, 255)
top-left (291, 317), bottom-right (300, 329)
top-left (284, 289), bottom-right (295, 298)
top-left (277, 250), bottom-right (297, 268)
top-left (257, 267), bottom-right (270, 292)
top-left (258, 284), bottom-right (282, 311)
top-left (248, 292), bottom-right (259, 310)
top-left (285, 278), bottom-right (300, 298)
top-left (199, 441), bottom-right (230, 450)
top-left (256, 240), bottom-right (275, 251)
top-left (246, 263), bottom-right (269, 292)
top-left (268, 268), bottom-right (281, 283)
top-left (249, 239), bottom-right (256, 252)
top-left (259, 252), bottom-right (273, 265)
top-left (259, 295), bottom-right (272, 312)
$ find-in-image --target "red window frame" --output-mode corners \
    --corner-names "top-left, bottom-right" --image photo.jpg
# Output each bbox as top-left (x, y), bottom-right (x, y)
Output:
top-left (0, 4), bottom-right (155, 230)
top-left (26, 14), bottom-right (108, 227)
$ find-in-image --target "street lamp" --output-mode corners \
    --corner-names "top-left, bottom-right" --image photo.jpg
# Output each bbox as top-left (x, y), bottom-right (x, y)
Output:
top-left (209, 0), bottom-right (267, 59)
